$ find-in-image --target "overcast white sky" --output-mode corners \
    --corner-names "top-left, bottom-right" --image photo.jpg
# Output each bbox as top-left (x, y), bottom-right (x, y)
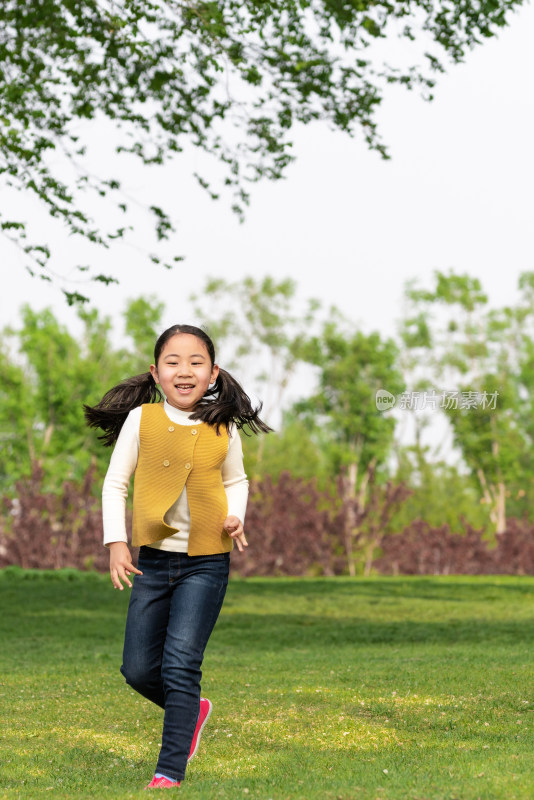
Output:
top-left (1, 3), bottom-right (533, 353)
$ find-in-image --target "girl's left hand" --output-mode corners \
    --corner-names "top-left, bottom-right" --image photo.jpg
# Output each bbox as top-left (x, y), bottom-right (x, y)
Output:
top-left (223, 515), bottom-right (248, 552)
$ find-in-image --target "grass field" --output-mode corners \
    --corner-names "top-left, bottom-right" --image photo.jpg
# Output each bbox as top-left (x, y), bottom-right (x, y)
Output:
top-left (0, 568), bottom-right (532, 800)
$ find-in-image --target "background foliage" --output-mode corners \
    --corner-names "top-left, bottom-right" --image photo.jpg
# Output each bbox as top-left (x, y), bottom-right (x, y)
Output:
top-left (2, 271), bottom-right (534, 575)
top-left (0, 0), bottom-right (525, 298)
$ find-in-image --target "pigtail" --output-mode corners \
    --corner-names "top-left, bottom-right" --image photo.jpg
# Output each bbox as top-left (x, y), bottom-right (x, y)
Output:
top-left (84, 372), bottom-right (162, 447)
top-left (190, 368), bottom-right (273, 435)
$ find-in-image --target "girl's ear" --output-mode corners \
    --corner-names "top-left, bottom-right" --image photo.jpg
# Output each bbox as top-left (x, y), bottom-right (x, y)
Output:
top-left (150, 364), bottom-right (159, 384)
top-left (210, 363), bottom-right (220, 383)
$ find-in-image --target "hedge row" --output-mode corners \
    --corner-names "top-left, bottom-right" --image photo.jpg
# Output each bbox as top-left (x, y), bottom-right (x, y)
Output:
top-left (2, 465), bottom-right (533, 576)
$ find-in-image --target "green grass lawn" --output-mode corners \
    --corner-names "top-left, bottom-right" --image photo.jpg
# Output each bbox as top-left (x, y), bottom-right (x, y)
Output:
top-left (0, 568), bottom-right (532, 800)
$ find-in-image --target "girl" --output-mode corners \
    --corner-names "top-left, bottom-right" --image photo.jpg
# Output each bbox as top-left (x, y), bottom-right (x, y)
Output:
top-left (85, 324), bottom-right (271, 790)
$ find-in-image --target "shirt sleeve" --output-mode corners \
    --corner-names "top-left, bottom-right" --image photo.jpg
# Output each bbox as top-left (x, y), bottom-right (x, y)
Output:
top-left (101, 406), bottom-right (141, 546)
top-left (222, 425), bottom-right (249, 524)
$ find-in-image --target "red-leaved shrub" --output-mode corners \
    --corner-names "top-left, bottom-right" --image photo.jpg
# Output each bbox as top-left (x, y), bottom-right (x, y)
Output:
top-left (2, 464), bottom-right (534, 576)
top-left (374, 518), bottom-right (534, 575)
top-left (0, 462), bottom-right (124, 572)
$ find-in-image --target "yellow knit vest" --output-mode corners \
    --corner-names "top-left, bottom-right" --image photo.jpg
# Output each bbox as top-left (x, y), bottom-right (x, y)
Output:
top-left (132, 403), bottom-right (232, 555)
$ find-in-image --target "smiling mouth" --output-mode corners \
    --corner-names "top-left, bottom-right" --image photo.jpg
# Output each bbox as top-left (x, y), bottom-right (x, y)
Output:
top-left (176, 384), bottom-right (194, 390)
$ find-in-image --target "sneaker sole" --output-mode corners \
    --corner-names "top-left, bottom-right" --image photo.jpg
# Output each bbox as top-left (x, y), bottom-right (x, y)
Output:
top-left (188, 699), bottom-right (213, 762)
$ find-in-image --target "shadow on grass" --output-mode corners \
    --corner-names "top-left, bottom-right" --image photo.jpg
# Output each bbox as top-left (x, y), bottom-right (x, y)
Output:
top-left (213, 612), bottom-right (534, 649)
top-left (1, 573), bottom-right (534, 654)
top-left (229, 575), bottom-right (534, 602)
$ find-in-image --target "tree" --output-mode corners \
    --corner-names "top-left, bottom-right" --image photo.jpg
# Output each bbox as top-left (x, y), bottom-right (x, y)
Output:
top-left (391, 446), bottom-right (491, 531)
top-left (399, 270), bottom-right (534, 532)
top-left (0, 296), bottom-right (163, 491)
top-left (122, 295), bottom-right (165, 373)
top-left (295, 315), bottom-right (405, 574)
top-left (191, 275), bottom-right (322, 426)
top-left (0, 0), bottom-right (524, 300)
top-left (243, 412), bottom-right (329, 486)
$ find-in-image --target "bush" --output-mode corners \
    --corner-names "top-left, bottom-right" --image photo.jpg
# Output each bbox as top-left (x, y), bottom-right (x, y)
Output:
top-left (3, 465), bottom-right (534, 576)
top-left (231, 473), bottom-right (345, 577)
top-left (0, 462), bottom-right (117, 572)
top-left (375, 518), bottom-right (534, 575)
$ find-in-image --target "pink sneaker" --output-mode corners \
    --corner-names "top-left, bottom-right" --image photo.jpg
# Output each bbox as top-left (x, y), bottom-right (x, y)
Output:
top-left (145, 775), bottom-right (181, 789)
top-left (188, 697), bottom-right (213, 762)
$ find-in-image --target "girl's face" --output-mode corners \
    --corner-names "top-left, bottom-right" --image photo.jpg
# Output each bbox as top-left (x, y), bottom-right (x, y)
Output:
top-left (150, 333), bottom-right (219, 412)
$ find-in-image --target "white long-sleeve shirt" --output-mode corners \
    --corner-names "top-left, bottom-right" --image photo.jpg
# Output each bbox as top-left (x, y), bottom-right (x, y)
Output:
top-left (102, 401), bottom-right (249, 552)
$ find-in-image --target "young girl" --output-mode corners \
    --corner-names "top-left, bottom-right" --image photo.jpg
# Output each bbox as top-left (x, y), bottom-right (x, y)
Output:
top-left (85, 324), bottom-right (270, 790)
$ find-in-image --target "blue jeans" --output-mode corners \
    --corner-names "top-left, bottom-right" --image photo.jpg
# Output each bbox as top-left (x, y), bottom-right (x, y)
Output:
top-left (121, 546), bottom-right (230, 781)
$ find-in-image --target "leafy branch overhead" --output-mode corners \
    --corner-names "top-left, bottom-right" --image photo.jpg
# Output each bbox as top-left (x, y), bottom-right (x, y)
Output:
top-left (0, 0), bottom-right (524, 299)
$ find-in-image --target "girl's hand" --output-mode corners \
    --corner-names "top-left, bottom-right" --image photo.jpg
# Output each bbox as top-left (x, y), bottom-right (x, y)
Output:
top-left (223, 515), bottom-right (248, 553)
top-left (108, 541), bottom-right (143, 590)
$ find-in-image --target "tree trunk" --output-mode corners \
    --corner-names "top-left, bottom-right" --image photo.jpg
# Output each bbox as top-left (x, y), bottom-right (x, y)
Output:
top-left (477, 468), bottom-right (507, 533)
top-left (357, 457), bottom-right (376, 513)
top-left (358, 459), bottom-right (377, 575)
top-left (43, 422), bottom-right (54, 448)
top-left (364, 536), bottom-right (380, 577)
top-left (496, 481), bottom-right (506, 534)
top-left (344, 462), bottom-right (357, 577)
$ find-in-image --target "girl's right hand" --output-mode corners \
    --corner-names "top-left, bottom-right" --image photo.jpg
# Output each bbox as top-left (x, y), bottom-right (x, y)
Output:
top-left (108, 541), bottom-right (143, 590)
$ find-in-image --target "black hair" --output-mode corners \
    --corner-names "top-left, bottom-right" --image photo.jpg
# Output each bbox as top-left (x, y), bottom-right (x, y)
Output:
top-left (84, 324), bottom-right (272, 446)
